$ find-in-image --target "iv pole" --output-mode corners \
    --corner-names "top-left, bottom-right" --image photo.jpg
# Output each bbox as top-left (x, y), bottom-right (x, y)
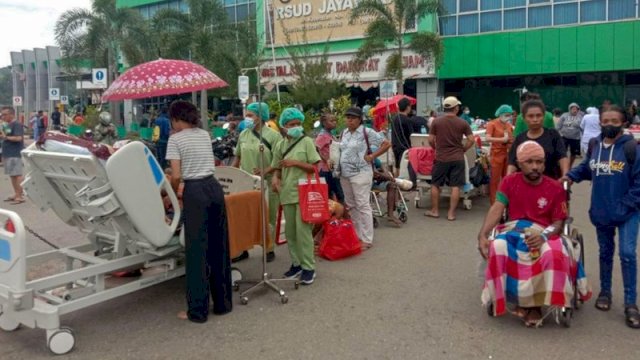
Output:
top-left (235, 66), bottom-right (298, 305)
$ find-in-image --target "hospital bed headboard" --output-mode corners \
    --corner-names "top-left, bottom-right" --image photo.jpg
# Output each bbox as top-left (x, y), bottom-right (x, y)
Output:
top-left (106, 141), bottom-right (180, 248)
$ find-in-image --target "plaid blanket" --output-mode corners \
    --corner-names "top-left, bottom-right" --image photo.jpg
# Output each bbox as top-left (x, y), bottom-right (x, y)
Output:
top-left (482, 220), bottom-right (592, 316)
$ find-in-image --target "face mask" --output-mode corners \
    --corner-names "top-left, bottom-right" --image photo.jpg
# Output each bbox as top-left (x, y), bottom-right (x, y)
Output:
top-left (287, 126), bottom-right (304, 138)
top-left (601, 125), bottom-right (622, 138)
top-left (242, 118), bottom-right (254, 130)
top-left (500, 115), bottom-right (512, 123)
top-left (464, 110), bottom-right (470, 114)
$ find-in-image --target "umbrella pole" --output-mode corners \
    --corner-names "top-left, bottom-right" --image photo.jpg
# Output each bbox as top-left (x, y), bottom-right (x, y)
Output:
top-left (235, 67), bottom-right (297, 305)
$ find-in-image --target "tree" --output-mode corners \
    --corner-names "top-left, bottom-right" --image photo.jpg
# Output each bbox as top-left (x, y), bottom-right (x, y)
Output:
top-left (151, 0), bottom-right (258, 97)
top-left (55, 0), bottom-right (153, 83)
top-left (350, 0), bottom-right (443, 94)
top-left (284, 29), bottom-right (348, 113)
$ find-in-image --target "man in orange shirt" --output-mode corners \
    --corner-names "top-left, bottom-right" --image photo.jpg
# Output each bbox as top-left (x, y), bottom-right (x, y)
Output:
top-left (485, 105), bottom-right (514, 204)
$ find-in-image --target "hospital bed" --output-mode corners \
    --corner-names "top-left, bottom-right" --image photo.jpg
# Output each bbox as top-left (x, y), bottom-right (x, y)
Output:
top-left (0, 140), bottom-right (247, 355)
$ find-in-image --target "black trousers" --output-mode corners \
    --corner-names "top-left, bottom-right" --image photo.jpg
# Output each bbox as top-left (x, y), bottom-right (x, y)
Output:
top-left (319, 169), bottom-right (344, 203)
top-left (183, 176), bottom-right (232, 322)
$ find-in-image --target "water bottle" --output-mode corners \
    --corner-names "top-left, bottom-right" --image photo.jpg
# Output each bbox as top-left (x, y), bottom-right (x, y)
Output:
top-left (420, 125), bottom-right (427, 134)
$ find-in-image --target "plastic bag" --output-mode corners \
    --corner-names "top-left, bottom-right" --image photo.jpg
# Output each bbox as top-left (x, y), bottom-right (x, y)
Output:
top-left (318, 219), bottom-right (362, 260)
top-left (298, 168), bottom-right (330, 224)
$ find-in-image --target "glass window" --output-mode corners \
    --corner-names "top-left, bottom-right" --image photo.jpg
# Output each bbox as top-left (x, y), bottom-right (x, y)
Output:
top-left (481, 0), bottom-right (502, 10)
top-left (580, 0), bottom-right (606, 21)
top-left (148, 4), bottom-right (159, 18)
top-left (529, 0), bottom-right (551, 4)
top-left (138, 6), bottom-right (150, 19)
top-left (439, 16), bottom-right (457, 35)
top-left (225, 0), bottom-right (236, 5)
top-left (480, 11), bottom-right (502, 32)
top-left (459, 0), bottom-right (479, 12)
top-left (226, 7), bottom-right (236, 22)
top-left (608, 0), bottom-right (636, 20)
top-left (458, 14), bottom-right (479, 34)
top-left (179, 0), bottom-right (189, 13)
top-left (528, 5), bottom-right (552, 27)
top-left (554, 3), bottom-right (578, 24)
top-left (249, 2), bottom-right (256, 16)
top-left (504, 8), bottom-right (526, 29)
top-left (504, 0), bottom-right (526, 7)
top-left (237, 4), bottom-right (249, 21)
top-left (442, 0), bottom-right (457, 13)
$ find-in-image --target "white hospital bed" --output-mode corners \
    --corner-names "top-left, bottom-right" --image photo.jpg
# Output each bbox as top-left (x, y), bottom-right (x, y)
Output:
top-left (400, 134), bottom-right (482, 210)
top-left (0, 141), bottom-right (185, 355)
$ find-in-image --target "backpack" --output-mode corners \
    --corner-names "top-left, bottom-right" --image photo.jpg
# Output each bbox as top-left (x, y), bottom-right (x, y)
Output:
top-left (587, 137), bottom-right (637, 169)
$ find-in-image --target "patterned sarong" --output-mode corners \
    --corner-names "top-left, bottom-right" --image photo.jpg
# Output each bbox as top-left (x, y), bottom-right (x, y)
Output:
top-left (482, 220), bottom-right (592, 316)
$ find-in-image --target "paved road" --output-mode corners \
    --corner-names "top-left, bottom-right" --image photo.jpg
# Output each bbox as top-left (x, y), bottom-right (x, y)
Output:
top-left (1, 170), bottom-right (639, 359)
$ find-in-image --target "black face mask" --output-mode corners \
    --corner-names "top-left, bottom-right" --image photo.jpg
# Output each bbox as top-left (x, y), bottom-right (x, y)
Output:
top-left (601, 125), bottom-right (622, 138)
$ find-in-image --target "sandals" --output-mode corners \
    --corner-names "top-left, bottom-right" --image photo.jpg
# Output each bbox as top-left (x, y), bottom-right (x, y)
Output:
top-left (625, 305), bottom-right (640, 329)
top-left (595, 293), bottom-right (612, 311)
top-left (524, 308), bottom-right (543, 328)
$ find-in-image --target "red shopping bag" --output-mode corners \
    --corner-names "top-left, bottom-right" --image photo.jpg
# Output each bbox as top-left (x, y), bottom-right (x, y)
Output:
top-left (298, 168), bottom-right (330, 224)
top-left (318, 219), bottom-right (362, 260)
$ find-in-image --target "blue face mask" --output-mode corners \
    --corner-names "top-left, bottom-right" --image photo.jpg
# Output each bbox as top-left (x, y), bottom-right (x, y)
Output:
top-left (287, 126), bottom-right (304, 138)
top-left (242, 118), bottom-right (255, 130)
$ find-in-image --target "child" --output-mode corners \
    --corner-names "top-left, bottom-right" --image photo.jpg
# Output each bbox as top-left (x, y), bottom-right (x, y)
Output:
top-left (271, 108), bottom-right (321, 285)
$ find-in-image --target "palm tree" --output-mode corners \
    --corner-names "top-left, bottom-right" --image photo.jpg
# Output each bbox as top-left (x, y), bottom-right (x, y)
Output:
top-left (350, 0), bottom-right (444, 94)
top-left (151, 0), bottom-right (258, 97)
top-left (55, 0), bottom-right (153, 84)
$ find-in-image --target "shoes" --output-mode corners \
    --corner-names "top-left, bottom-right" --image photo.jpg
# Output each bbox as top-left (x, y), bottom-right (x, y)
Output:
top-left (300, 269), bottom-right (316, 285)
top-left (231, 251), bottom-right (249, 263)
top-left (283, 264), bottom-right (302, 279)
top-left (266, 251), bottom-right (276, 263)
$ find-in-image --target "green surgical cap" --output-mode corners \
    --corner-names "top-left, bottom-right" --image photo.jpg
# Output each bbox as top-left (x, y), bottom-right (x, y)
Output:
top-left (495, 104), bottom-right (514, 117)
top-left (246, 102), bottom-right (269, 121)
top-left (279, 107), bottom-right (305, 127)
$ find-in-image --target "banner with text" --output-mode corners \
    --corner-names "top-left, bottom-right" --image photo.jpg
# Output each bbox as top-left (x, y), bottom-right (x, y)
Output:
top-left (270, 0), bottom-right (395, 47)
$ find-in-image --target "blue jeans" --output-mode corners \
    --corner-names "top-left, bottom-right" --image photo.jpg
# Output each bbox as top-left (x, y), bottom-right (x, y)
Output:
top-left (595, 212), bottom-right (640, 306)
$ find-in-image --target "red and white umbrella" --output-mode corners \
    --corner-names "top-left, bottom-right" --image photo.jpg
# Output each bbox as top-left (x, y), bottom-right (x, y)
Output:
top-left (102, 59), bottom-right (228, 102)
top-left (372, 95), bottom-right (417, 116)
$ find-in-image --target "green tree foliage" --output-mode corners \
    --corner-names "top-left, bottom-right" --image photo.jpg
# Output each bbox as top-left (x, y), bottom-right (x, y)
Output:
top-left (350, 0), bottom-right (443, 94)
top-left (151, 0), bottom-right (261, 97)
top-left (55, 0), bottom-right (153, 80)
top-left (284, 30), bottom-right (348, 113)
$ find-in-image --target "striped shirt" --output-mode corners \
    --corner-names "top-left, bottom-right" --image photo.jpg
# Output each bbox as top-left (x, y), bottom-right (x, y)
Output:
top-left (166, 128), bottom-right (215, 180)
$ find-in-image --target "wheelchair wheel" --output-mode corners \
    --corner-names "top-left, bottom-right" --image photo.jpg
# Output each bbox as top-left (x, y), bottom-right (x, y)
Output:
top-left (398, 211), bottom-right (408, 223)
top-left (373, 216), bottom-right (379, 228)
top-left (559, 308), bottom-right (572, 328)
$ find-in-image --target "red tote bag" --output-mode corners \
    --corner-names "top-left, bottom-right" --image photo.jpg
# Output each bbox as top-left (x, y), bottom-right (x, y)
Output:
top-left (319, 219), bottom-right (362, 260)
top-left (298, 167), bottom-right (330, 224)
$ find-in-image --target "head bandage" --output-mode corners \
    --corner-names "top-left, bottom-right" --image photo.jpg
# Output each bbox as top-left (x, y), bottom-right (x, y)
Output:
top-left (516, 141), bottom-right (545, 162)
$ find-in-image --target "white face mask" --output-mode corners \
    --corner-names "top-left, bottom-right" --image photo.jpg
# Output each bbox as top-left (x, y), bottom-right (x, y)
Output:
top-left (464, 110), bottom-right (470, 114)
top-left (500, 115), bottom-right (512, 123)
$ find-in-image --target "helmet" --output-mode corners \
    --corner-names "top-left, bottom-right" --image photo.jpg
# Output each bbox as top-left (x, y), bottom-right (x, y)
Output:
top-left (99, 111), bottom-right (112, 125)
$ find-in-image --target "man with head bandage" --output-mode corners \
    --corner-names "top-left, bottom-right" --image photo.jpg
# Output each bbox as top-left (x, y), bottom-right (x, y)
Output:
top-left (476, 140), bottom-right (590, 326)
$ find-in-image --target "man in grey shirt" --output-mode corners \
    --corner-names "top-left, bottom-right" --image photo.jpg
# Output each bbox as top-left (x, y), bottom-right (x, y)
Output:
top-left (0, 107), bottom-right (25, 204)
top-left (557, 102), bottom-right (583, 167)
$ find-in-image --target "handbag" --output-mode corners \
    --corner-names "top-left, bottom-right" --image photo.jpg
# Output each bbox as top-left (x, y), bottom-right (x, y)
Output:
top-left (318, 219), bottom-right (362, 260)
top-left (298, 167), bottom-right (330, 224)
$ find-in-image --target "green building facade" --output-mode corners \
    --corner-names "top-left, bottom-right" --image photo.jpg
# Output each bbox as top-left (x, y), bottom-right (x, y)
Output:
top-left (437, 0), bottom-right (640, 118)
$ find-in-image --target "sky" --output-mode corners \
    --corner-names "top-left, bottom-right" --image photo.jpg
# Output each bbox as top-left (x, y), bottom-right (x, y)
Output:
top-left (0, 0), bottom-right (93, 68)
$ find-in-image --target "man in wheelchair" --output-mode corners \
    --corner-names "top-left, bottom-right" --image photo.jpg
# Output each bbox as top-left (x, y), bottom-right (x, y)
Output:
top-left (372, 154), bottom-right (403, 226)
top-left (477, 141), bottom-right (590, 327)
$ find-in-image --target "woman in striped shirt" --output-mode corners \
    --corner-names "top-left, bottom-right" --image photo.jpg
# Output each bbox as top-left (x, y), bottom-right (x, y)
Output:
top-left (166, 100), bottom-right (232, 323)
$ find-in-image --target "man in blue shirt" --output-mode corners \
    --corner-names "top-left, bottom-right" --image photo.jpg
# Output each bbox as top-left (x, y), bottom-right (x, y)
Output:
top-left (0, 107), bottom-right (25, 204)
top-left (154, 106), bottom-right (171, 168)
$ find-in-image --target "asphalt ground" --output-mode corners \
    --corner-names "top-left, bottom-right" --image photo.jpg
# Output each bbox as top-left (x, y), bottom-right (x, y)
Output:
top-left (1, 166), bottom-right (639, 359)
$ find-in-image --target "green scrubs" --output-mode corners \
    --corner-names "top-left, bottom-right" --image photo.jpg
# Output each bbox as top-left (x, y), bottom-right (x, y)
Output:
top-left (235, 127), bottom-right (282, 240)
top-left (271, 136), bottom-right (321, 270)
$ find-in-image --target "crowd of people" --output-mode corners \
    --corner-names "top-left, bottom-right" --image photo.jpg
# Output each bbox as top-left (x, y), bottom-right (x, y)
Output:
top-left (3, 89), bottom-right (640, 330)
